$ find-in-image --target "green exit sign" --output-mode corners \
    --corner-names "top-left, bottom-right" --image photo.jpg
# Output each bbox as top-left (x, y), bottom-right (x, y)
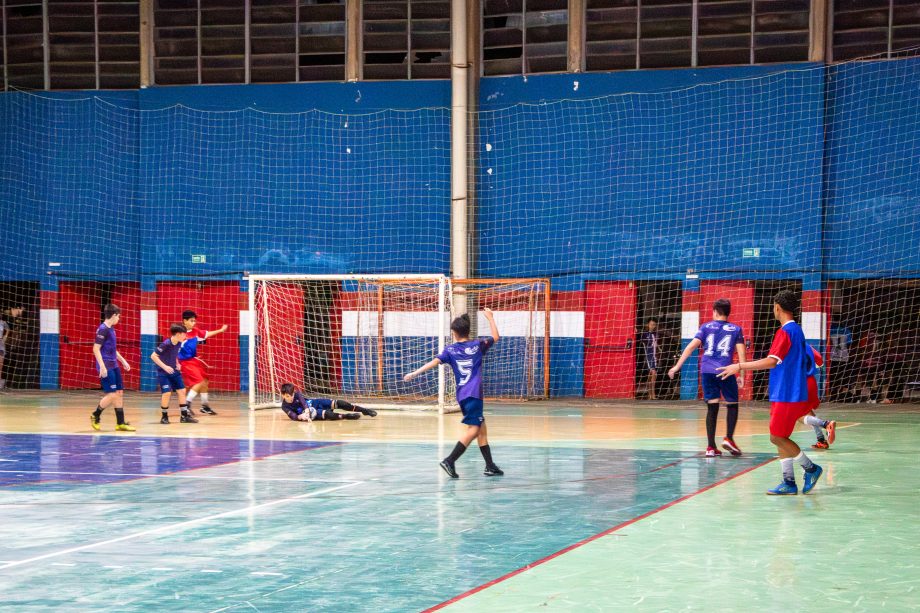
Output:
top-left (742, 248), bottom-right (761, 258)
top-left (191, 254), bottom-right (207, 264)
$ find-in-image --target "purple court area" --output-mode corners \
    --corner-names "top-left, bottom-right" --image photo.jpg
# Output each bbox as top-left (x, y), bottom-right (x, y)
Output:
top-left (0, 433), bottom-right (339, 487)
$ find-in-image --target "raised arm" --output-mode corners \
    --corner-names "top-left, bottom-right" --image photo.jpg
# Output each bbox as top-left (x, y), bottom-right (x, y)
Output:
top-left (483, 307), bottom-right (499, 342)
top-left (204, 324), bottom-right (229, 340)
top-left (668, 338), bottom-right (702, 379)
top-left (404, 357), bottom-right (442, 381)
top-left (718, 356), bottom-right (779, 379)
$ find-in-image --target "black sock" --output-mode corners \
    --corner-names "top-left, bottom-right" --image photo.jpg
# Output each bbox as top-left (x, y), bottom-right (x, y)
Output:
top-left (706, 403), bottom-right (719, 448)
top-left (726, 403), bottom-right (739, 440)
top-left (480, 444), bottom-right (495, 466)
top-left (180, 403), bottom-right (190, 415)
top-left (93, 405), bottom-right (104, 418)
top-left (817, 435), bottom-right (827, 443)
top-left (114, 408), bottom-right (126, 425)
top-left (161, 406), bottom-right (169, 416)
top-left (336, 400), bottom-right (355, 411)
top-left (446, 441), bottom-right (467, 463)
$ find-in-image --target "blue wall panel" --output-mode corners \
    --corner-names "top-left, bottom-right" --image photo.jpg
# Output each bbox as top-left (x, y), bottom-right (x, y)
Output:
top-left (824, 58), bottom-right (920, 277)
top-left (477, 66), bottom-right (826, 278)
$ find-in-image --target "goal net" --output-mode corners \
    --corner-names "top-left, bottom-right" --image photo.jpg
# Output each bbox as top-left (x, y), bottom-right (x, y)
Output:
top-left (249, 275), bottom-right (550, 412)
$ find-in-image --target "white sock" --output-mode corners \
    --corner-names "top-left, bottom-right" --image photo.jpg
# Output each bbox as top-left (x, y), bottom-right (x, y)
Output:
top-left (186, 390), bottom-right (198, 404)
top-left (793, 451), bottom-right (814, 471)
top-left (781, 458), bottom-right (795, 482)
top-left (200, 392), bottom-right (209, 405)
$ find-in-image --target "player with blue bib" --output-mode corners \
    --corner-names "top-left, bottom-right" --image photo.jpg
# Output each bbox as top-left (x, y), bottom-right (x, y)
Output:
top-left (718, 291), bottom-right (824, 495)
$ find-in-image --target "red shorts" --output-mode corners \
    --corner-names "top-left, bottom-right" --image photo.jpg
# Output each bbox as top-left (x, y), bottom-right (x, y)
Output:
top-left (179, 358), bottom-right (208, 388)
top-left (769, 377), bottom-right (820, 438)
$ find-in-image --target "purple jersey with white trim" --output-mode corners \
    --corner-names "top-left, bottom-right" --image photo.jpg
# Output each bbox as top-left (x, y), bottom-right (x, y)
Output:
top-left (437, 337), bottom-right (494, 403)
top-left (693, 320), bottom-right (744, 374)
top-left (94, 323), bottom-right (118, 370)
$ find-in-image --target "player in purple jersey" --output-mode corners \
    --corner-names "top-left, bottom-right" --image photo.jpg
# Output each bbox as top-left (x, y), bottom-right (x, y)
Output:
top-left (668, 298), bottom-right (747, 457)
top-left (150, 324), bottom-right (197, 424)
top-left (279, 383), bottom-right (377, 421)
top-left (404, 308), bottom-right (503, 478)
top-left (90, 304), bottom-right (135, 432)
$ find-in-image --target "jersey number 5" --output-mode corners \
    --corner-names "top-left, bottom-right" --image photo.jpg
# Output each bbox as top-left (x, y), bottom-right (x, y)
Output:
top-left (456, 359), bottom-right (474, 386)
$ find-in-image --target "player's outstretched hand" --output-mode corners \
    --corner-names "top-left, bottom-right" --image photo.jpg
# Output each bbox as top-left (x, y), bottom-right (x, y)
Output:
top-left (403, 372), bottom-right (415, 382)
top-left (219, 324), bottom-right (228, 333)
top-left (483, 307), bottom-right (494, 319)
top-left (667, 367), bottom-right (678, 379)
top-left (122, 362), bottom-right (131, 372)
top-left (716, 363), bottom-right (741, 380)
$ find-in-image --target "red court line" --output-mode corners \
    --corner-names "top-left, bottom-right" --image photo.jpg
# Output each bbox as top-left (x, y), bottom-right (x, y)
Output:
top-left (423, 456), bottom-right (775, 612)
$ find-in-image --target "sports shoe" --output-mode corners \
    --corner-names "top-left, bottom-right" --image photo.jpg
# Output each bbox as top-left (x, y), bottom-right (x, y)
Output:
top-left (361, 407), bottom-right (378, 417)
top-left (812, 440), bottom-right (829, 450)
top-left (721, 437), bottom-right (742, 456)
top-left (115, 423), bottom-right (136, 432)
top-left (439, 459), bottom-right (459, 479)
top-left (200, 405), bottom-right (217, 416)
top-left (826, 420), bottom-right (836, 445)
top-left (344, 413), bottom-right (361, 420)
top-left (90, 414), bottom-right (101, 431)
top-left (483, 464), bottom-right (504, 477)
top-left (802, 464), bottom-right (823, 494)
top-left (180, 412), bottom-right (199, 424)
top-left (767, 480), bottom-right (798, 495)
top-left (160, 414), bottom-right (170, 424)
top-left (705, 446), bottom-right (722, 457)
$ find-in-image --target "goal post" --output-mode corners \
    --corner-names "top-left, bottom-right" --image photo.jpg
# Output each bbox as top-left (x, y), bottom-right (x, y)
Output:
top-left (248, 274), bottom-right (550, 413)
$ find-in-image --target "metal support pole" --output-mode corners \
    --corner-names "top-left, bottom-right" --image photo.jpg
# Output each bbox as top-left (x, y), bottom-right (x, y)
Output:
top-left (567, 0), bottom-right (584, 73)
top-left (451, 0), bottom-right (469, 315)
top-left (42, 0), bottom-right (49, 89)
top-left (244, 0), bottom-right (251, 83)
top-left (139, 0), bottom-right (154, 87)
top-left (809, 0), bottom-right (829, 62)
top-left (346, 0), bottom-right (361, 81)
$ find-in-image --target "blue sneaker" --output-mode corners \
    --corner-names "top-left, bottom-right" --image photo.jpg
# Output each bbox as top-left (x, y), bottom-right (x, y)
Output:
top-left (767, 480), bottom-right (798, 495)
top-left (802, 464), bottom-right (823, 494)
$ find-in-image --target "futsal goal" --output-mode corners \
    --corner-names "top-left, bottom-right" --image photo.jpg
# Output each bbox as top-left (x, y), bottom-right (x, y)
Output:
top-left (248, 274), bottom-right (550, 413)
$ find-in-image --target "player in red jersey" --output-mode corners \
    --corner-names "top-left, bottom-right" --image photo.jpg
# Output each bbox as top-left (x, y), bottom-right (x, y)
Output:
top-left (178, 310), bottom-right (228, 415)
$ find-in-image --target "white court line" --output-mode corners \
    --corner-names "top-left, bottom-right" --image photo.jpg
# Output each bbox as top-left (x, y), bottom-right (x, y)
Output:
top-left (0, 470), bottom-right (351, 483)
top-left (0, 481), bottom-right (362, 571)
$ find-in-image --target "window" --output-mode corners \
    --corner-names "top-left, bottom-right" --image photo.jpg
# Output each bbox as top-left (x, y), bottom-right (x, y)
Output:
top-left (363, 0), bottom-right (449, 80)
top-left (483, 0), bottom-right (568, 77)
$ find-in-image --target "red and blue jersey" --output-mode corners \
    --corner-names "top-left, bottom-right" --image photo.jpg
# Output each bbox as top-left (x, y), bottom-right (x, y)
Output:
top-left (768, 321), bottom-right (816, 404)
top-left (694, 320), bottom-right (745, 374)
top-left (437, 337), bottom-right (495, 403)
top-left (178, 327), bottom-right (206, 361)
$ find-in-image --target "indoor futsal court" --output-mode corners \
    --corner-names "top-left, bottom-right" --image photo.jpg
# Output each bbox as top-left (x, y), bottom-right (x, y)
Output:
top-left (0, 395), bottom-right (918, 611)
top-left (2, 0), bottom-right (920, 611)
